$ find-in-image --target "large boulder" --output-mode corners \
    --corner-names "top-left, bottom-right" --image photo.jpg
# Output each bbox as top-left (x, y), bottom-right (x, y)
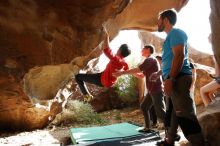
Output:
top-left (0, 75), bottom-right (62, 130)
top-left (198, 99), bottom-right (220, 146)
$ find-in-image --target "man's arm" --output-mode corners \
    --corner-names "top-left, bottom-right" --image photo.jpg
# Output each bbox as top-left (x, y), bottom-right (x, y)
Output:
top-left (149, 70), bottom-right (162, 81)
top-left (133, 72), bottom-right (145, 78)
top-left (103, 29), bottom-right (110, 49)
top-left (102, 28), bottom-right (116, 60)
top-left (164, 44), bottom-right (184, 96)
top-left (123, 63), bottom-right (144, 78)
top-left (103, 41), bottom-right (115, 60)
top-left (169, 44), bottom-right (185, 78)
top-left (113, 68), bottom-right (143, 78)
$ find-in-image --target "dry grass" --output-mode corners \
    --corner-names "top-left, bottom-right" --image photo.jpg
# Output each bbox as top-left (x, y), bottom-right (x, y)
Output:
top-left (51, 100), bottom-right (105, 126)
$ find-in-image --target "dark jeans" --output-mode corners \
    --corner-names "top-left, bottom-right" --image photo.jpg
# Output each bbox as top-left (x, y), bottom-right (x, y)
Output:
top-left (75, 73), bottom-right (103, 95)
top-left (150, 106), bottom-right (157, 125)
top-left (167, 75), bottom-right (205, 146)
top-left (140, 91), bottom-right (165, 129)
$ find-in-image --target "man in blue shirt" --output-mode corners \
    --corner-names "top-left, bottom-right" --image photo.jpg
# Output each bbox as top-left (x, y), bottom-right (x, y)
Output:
top-left (155, 9), bottom-right (207, 146)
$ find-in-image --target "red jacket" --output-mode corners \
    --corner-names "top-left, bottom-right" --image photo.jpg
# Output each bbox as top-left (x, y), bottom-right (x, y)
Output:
top-left (101, 47), bottom-right (129, 87)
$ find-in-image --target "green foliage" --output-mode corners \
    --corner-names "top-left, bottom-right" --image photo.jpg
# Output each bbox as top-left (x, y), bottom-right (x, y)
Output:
top-left (114, 110), bottom-right (122, 121)
top-left (114, 75), bottom-right (138, 103)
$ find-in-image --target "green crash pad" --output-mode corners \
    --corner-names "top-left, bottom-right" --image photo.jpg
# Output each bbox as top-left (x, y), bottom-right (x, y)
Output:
top-left (70, 122), bottom-right (143, 144)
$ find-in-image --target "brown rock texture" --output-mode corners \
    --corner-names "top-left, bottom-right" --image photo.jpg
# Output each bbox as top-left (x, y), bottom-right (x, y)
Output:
top-left (0, 75), bottom-right (61, 130)
top-left (198, 100), bottom-right (220, 146)
top-left (0, 0), bottom-right (129, 130)
top-left (210, 0), bottom-right (220, 64)
top-left (0, 0), bottom-right (202, 131)
top-left (0, 0), bottom-right (128, 71)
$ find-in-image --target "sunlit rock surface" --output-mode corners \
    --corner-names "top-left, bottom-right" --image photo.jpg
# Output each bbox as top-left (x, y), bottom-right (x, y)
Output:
top-left (23, 60), bottom-right (83, 101)
top-left (4, 0), bottom-right (219, 131)
top-left (0, 0), bottom-right (129, 130)
top-left (0, 75), bottom-right (62, 130)
top-left (104, 0), bottom-right (187, 38)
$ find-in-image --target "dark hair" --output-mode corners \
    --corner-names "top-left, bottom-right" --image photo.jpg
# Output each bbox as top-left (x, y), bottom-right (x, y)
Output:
top-left (119, 44), bottom-right (131, 57)
top-left (159, 9), bottom-right (177, 25)
top-left (188, 58), bottom-right (194, 63)
top-left (144, 45), bottom-right (155, 54)
top-left (156, 55), bottom-right (162, 61)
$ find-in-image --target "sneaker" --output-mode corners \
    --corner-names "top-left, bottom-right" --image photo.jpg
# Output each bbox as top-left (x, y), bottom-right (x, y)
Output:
top-left (152, 123), bottom-right (158, 128)
top-left (83, 94), bottom-right (94, 102)
top-left (138, 128), bottom-right (155, 133)
top-left (156, 139), bottom-right (174, 146)
top-left (157, 122), bottom-right (164, 130)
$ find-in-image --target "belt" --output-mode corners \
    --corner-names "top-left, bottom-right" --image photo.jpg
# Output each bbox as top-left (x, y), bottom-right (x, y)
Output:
top-left (163, 72), bottom-right (192, 81)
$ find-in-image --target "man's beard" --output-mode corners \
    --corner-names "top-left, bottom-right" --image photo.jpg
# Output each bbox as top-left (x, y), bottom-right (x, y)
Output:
top-left (158, 25), bottom-right (164, 32)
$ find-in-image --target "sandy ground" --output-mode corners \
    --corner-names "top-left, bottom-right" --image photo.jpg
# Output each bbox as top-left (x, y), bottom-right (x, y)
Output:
top-left (0, 105), bottom-right (202, 146)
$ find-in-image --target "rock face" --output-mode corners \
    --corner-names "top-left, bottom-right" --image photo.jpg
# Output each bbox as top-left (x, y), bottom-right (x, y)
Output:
top-left (0, 75), bottom-right (62, 130)
top-left (0, 0), bottom-right (129, 131)
top-left (210, 0), bottom-right (220, 65)
top-left (3, 0), bottom-right (217, 131)
top-left (105, 0), bottom-right (188, 39)
top-left (0, 0), bottom-right (187, 77)
top-left (198, 99), bottom-right (220, 146)
top-left (198, 3), bottom-right (220, 144)
top-left (0, 0), bottom-right (128, 72)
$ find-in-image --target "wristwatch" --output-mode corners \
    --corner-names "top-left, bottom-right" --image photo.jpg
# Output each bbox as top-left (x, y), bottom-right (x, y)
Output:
top-left (166, 75), bottom-right (175, 82)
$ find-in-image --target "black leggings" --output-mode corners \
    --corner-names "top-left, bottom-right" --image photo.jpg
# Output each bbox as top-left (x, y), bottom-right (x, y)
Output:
top-left (150, 106), bottom-right (157, 125)
top-left (75, 73), bottom-right (103, 95)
